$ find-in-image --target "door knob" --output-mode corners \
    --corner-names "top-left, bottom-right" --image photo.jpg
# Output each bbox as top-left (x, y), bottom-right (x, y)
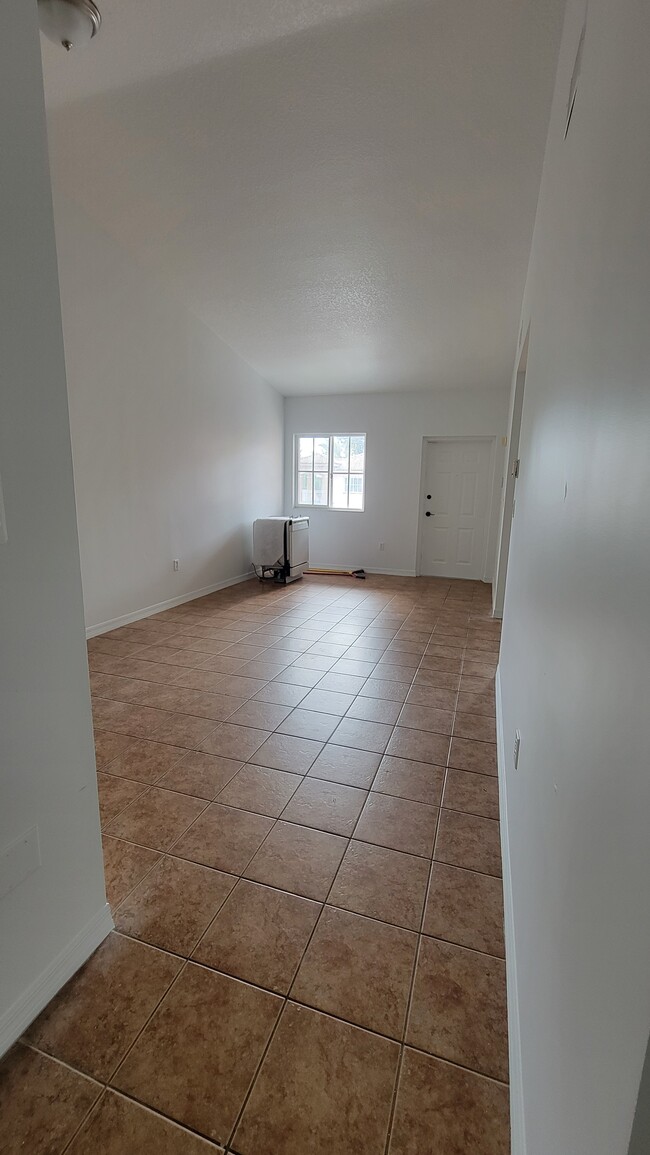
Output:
top-left (426, 494), bottom-right (431, 500)
top-left (425, 511), bottom-right (431, 517)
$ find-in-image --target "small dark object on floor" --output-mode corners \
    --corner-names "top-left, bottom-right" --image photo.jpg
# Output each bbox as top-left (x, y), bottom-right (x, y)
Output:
top-left (306, 568), bottom-right (366, 580)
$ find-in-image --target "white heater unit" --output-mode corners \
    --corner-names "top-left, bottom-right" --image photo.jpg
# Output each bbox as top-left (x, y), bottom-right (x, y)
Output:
top-left (253, 517), bottom-right (309, 584)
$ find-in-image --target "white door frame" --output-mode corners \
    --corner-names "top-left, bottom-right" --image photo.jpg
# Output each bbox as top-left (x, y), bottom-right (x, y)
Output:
top-left (493, 328), bottom-right (529, 617)
top-left (415, 436), bottom-right (498, 582)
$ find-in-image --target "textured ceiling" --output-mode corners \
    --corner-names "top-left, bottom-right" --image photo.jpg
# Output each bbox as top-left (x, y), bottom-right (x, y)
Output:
top-left (41, 0), bottom-right (564, 394)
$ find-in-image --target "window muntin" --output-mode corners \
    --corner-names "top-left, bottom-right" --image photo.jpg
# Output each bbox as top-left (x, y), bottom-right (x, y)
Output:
top-left (295, 434), bottom-right (366, 511)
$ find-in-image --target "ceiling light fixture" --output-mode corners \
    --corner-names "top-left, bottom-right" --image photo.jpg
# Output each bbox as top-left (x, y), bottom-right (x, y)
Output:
top-left (38, 0), bottom-right (101, 51)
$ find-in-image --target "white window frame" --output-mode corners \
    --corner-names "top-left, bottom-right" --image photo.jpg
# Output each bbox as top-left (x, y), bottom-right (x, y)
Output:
top-left (293, 433), bottom-right (366, 512)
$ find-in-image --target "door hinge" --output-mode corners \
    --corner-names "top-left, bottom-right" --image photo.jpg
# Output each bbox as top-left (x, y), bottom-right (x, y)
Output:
top-left (512, 458), bottom-right (520, 479)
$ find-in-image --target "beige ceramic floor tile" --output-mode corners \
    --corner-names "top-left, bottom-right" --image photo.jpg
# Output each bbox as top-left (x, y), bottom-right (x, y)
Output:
top-left (249, 731), bottom-right (324, 773)
top-left (277, 708), bottom-right (341, 742)
top-left (448, 737), bottom-right (497, 775)
top-left (94, 730), bottom-right (133, 770)
top-left (171, 803), bottom-right (274, 873)
top-left (355, 793), bottom-right (439, 857)
top-left (155, 750), bottom-right (243, 800)
top-left (233, 1002), bottom-right (399, 1155)
top-left (281, 777), bottom-right (367, 836)
top-left (298, 688), bottom-right (356, 715)
top-left (385, 727), bottom-right (450, 766)
top-left (328, 840), bottom-right (429, 931)
top-left (435, 809), bottom-right (502, 877)
top-left (67, 1090), bottom-right (223, 1154)
top-left (226, 699), bottom-right (292, 731)
top-left (92, 699), bottom-right (169, 738)
top-left (397, 704), bottom-right (454, 735)
top-left (372, 755), bottom-right (444, 806)
top-left (113, 963), bottom-right (282, 1145)
top-left (345, 696), bottom-right (402, 724)
top-left (216, 763), bottom-right (301, 817)
top-left (24, 933), bottom-right (181, 1081)
top-left (96, 773), bottom-right (148, 826)
top-left (307, 744), bottom-right (381, 788)
top-left (453, 711), bottom-right (497, 743)
top-left (198, 722), bottom-right (271, 761)
top-left (389, 1048), bottom-right (509, 1155)
top-left (330, 717), bottom-right (393, 754)
top-left (193, 878), bottom-right (320, 993)
top-left (115, 856), bottom-right (235, 955)
top-left (424, 862), bottom-right (505, 957)
top-left (105, 786), bottom-right (208, 852)
top-left (407, 936), bottom-right (508, 1081)
top-left (443, 767), bottom-right (499, 820)
top-left (291, 906), bottom-right (417, 1038)
top-left (0, 1043), bottom-right (101, 1155)
top-left (244, 821), bottom-right (347, 900)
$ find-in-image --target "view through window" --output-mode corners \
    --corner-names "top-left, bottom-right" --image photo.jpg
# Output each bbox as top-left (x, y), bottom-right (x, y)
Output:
top-left (295, 434), bottom-right (366, 510)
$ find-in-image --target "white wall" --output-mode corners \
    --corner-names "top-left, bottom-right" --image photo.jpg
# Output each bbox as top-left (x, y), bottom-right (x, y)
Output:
top-left (498, 1), bottom-right (650, 1152)
top-left (284, 388), bottom-right (508, 577)
top-left (51, 193), bottom-right (284, 633)
top-left (0, 0), bottom-right (110, 1054)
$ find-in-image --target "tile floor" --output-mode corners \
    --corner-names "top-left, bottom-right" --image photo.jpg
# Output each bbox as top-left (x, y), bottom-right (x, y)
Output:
top-left (1, 574), bottom-right (509, 1154)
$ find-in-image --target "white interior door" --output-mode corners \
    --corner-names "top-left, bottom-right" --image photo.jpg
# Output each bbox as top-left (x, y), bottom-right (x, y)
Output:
top-left (419, 439), bottom-right (493, 579)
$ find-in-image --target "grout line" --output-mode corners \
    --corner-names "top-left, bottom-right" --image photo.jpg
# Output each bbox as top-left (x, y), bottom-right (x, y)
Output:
top-left (60, 1086), bottom-right (107, 1154)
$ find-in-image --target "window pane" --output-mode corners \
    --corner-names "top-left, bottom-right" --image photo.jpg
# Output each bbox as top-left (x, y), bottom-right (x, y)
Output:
top-left (314, 437), bottom-right (329, 470)
top-left (313, 472), bottom-right (329, 506)
top-left (332, 435), bottom-right (349, 473)
top-left (298, 437), bottom-right (313, 470)
top-left (298, 472), bottom-right (313, 504)
top-left (348, 474), bottom-right (364, 509)
top-left (331, 473), bottom-right (348, 508)
top-left (350, 435), bottom-right (365, 472)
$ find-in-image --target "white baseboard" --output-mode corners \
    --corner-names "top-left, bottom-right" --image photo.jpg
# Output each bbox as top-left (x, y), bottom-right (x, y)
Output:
top-left (0, 903), bottom-right (114, 1057)
top-left (364, 566), bottom-right (417, 577)
top-left (496, 666), bottom-right (526, 1155)
top-left (85, 572), bottom-right (255, 638)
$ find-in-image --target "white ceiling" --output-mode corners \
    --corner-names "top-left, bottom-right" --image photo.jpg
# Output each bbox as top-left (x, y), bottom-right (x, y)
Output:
top-left (41, 0), bottom-right (564, 395)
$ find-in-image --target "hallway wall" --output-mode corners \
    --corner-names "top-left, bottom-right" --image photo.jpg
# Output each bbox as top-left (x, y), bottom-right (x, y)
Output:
top-left (52, 193), bottom-right (284, 633)
top-left (0, 0), bottom-right (109, 1054)
top-left (497, 0), bottom-right (650, 1152)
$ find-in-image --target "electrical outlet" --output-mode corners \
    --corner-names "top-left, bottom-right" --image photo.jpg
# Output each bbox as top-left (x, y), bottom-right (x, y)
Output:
top-left (173, 559), bottom-right (180, 571)
top-left (513, 730), bottom-right (521, 769)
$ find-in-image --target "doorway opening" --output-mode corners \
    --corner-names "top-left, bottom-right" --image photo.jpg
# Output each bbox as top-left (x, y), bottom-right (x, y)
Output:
top-left (417, 437), bottom-right (496, 580)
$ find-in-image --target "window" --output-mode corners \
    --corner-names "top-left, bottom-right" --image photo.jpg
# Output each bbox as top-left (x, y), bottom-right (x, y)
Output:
top-left (295, 434), bottom-right (366, 511)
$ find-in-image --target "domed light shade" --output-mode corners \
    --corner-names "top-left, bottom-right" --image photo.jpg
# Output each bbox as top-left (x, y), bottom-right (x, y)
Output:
top-left (38, 0), bottom-right (101, 51)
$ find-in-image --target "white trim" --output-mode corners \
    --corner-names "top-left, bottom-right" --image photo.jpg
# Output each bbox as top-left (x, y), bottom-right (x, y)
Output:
top-left (362, 567), bottom-right (417, 577)
top-left (85, 572), bottom-right (254, 639)
top-left (307, 566), bottom-right (417, 578)
top-left (495, 666), bottom-right (526, 1155)
top-left (0, 903), bottom-right (113, 1057)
